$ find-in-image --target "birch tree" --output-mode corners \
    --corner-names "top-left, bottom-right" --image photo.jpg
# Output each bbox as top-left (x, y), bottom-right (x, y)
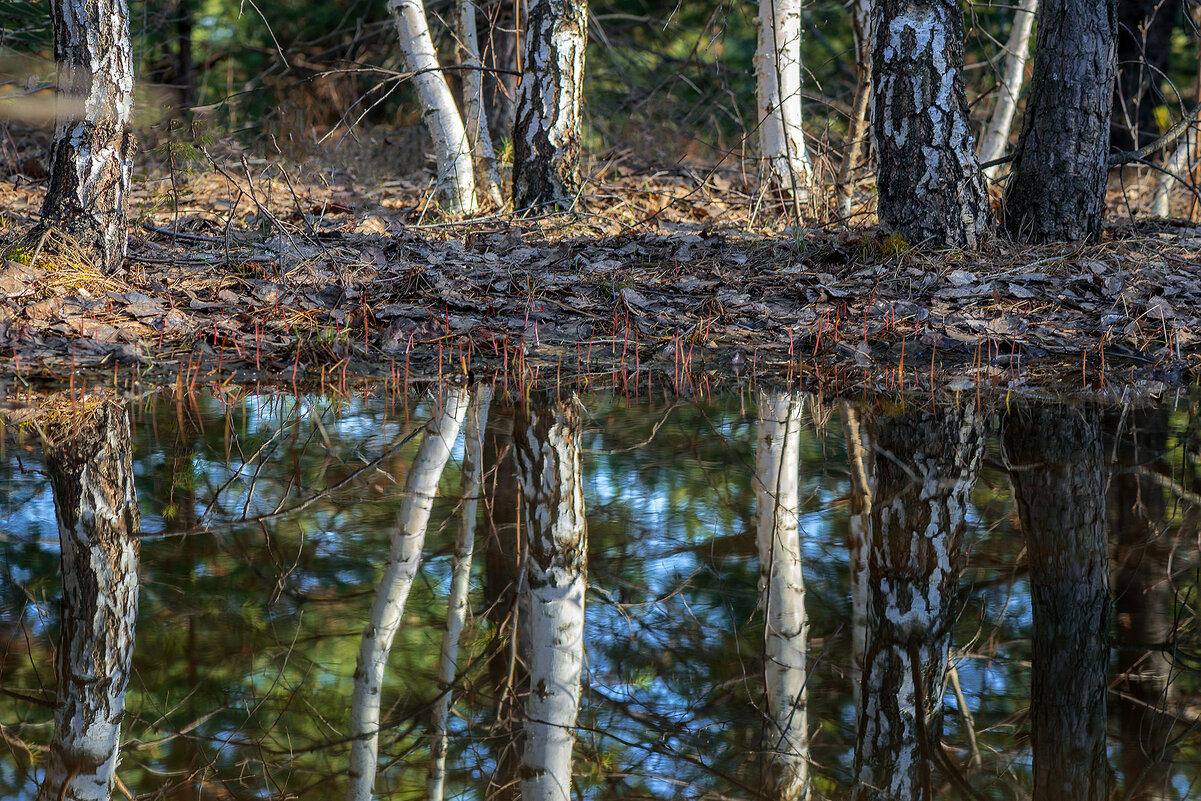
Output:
top-left (514, 393), bottom-right (587, 801)
top-left (755, 390), bottom-right (810, 801)
top-left (872, 0), bottom-right (991, 247)
top-left (1003, 405), bottom-right (1110, 801)
top-left (347, 387), bottom-right (468, 801)
top-left (755, 0), bottom-right (813, 207)
top-left (428, 385), bottom-right (492, 801)
top-left (388, 0), bottom-right (478, 214)
top-left (512, 0), bottom-right (588, 210)
top-left (851, 404), bottom-right (984, 801)
top-left (26, 0), bottom-right (135, 272)
top-left (1003, 0), bottom-right (1116, 241)
top-left (36, 394), bottom-right (140, 801)
top-left (978, 0), bottom-right (1038, 181)
top-left (457, 0), bottom-right (504, 207)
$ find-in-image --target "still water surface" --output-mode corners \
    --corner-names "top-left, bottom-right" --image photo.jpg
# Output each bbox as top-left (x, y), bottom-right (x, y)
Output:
top-left (0, 384), bottom-right (1198, 800)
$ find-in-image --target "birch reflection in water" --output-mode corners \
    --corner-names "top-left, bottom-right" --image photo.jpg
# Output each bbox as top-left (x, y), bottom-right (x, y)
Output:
top-left (515, 393), bottom-right (587, 801)
top-left (850, 403), bottom-right (984, 801)
top-left (428, 385), bottom-right (492, 801)
top-left (35, 394), bottom-right (140, 801)
top-left (347, 387), bottom-right (468, 801)
top-left (755, 390), bottom-right (810, 801)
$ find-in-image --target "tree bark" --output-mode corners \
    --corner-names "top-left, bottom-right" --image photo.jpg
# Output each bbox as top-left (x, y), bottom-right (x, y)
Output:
top-left (978, 0), bottom-right (1038, 181)
top-left (1002, 0), bottom-right (1116, 242)
top-left (871, 0), bottom-right (990, 247)
top-left (755, 0), bottom-right (813, 206)
top-left (347, 388), bottom-right (468, 801)
top-left (34, 0), bottom-right (136, 273)
top-left (512, 0), bottom-right (588, 211)
top-left (37, 394), bottom-right (140, 801)
top-left (755, 390), bottom-right (810, 801)
top-left (851, 404), bottom-right (984, 801)
top-left (1003, 405), bottom-right (1111, 801)
top-left (514, 393), bottom-right (587, 801)
top-left (387, 0), bottom-right (478, 214)
top-left (457, 0), bottom-right (505, 207)
top-left (429, 385), bottom-right (493, 801)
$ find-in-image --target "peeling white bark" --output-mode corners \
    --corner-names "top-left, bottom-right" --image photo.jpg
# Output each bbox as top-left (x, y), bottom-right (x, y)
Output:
top-left (756, 0), bottom-right (813, 196)
top-left (428, 385), bottom-right (492, 801)
top-left (512, 0), bottom-right (589, 209)
top-left (347, 387), bottom-right (469, 801)
top-left (872, 0), bottom-right (990, 246)
top-left (387, 0), bottom-right (478, 214)
top-left (755, 390), bottom-right (810, 801)
top-left (38, 396), bottom-right (140, 801)
top-left (456, 0), bottom-right (504, 207)
top-left (979, 0), bottom-right (1038, 180)
top-left (515, 396), bottom-right (586, 801)
top-left (40, 0), bottom-right (135, 271)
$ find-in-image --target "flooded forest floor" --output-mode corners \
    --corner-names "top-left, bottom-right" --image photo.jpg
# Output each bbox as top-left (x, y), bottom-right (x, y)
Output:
top-left (2, 140), bottom-right (1201, 397)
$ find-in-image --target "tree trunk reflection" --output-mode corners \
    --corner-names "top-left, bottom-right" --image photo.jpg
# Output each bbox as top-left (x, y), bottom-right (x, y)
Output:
top-left (755, 390), bottom-right (810, 801)
top-left (1107, 408), bottom-right (1180, 801)
top-left (851, 404), bottom-right (984, 801)
top-left (1003, 404), bottom-right (1110, 801)
top-left (347, 387), bottom-right (468, 801)
top-left (514, 393), bottom-right (587, 801)
top-left (36, 393), bottom-right (140, 801)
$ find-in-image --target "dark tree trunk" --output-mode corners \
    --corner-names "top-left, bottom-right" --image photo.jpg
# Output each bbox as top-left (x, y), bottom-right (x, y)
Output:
top-left (175, 0), bottom-right (195, 112)
top-left (871, 0), bottom-right (990, 247)
top-left (512, 0), bottom-right (588, 211)
top-left (37, 394), bottom-right (141, 801)
top-left (1003, 0), bottom-right (1117, 242)
top-left (35, 0), bottom-right (136, 272)
top-left (850, 404), bottom-right (984, 801)
top-left (1003, 405), bottom-right (1111, 801)
top-left (1107, 409), bottom-right (1180, 801)
top-left (1112, 0), bottom-right (1179, 151)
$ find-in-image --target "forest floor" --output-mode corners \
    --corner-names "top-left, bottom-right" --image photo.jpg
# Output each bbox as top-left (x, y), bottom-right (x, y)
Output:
top-left (2, 131), bottom-right (1200, 398)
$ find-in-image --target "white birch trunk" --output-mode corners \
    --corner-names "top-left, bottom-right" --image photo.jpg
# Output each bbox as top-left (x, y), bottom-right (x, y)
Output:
top-left (456, 0), bottom-right (504, 207)
top-left (839, 402), bottom-right (874, 710)
top-left (387, 0), bottom-right (478, 214)
top-left (428, 385), bottom-right (492, 801)
top-left (37, 0), bottom-right (135, 272)
top-left (979, 0), bottom-right (1039, 180)
top-left (347, 387), bottom-right (469, 801)
top-left (755, 390), bottom-right (810, 801)
top-left (1151, 129), bottom-right (1197, 217)
top-left (756, 0), bottom-right (813, 197)
top-left (37, 395), bottom-right (140, 801)
top-left (835, 0), bottom-right (872, 218)
top-left (514, 395), bottom-right (587, 801)
top-left (512, 0), bottom-right (589, 210)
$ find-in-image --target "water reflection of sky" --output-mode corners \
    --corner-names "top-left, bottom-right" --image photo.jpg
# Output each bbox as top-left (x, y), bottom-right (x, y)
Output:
top-left (0, 388), bottom-right (1197, 799)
